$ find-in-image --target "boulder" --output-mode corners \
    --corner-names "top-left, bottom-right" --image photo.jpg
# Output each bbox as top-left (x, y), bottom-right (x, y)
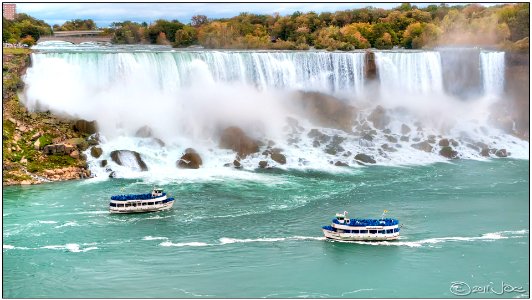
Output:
top-left (400, 136), bottom-right (409, 142)
top-left (91, 146), bottom-right (103, 158)
top-left (411, 141), bottom-right (433, 153)
top-left (43, 144), bottom-right (67, 155)
top-left (385, 135), bottom-right (398, 143)
top-left (258, 160), bottom-right (268, 168)
top-left (354, 153), bottom-right (376, 164)
top-left (367, 105), bottom-right (390, 130)
top-left (308, 129), bottom-right (331, 144)
top-left (294, 91), bottom-right (356, 132)
top-left (69, 150), bottom-right (80, 159)
top-left (334, 161), bottom-right (349, 167)
top-left (271, 152), bottom-right (286, 165)
top-left (135, 125), bottom-right (153, 138)
top-left (219, 126), bottom-right (260, 158)
top-left (110, 150), bottom-right (148, 171)
top-left (64, 138), bottom-right (89, 151)
top-left (438, 139), bottom-right (450, 147)
top-left (401, 124), bottom-right (411, 135)
top-left (73, 120), bottom-right (98, 135)
top-left (495, 149), bottom-right (508, 157)
top-left (233, 160), bottom-right (241, 168)
top-left (100, 160), bottom-right (108, 167)
top-left (439, 146), bottom-right (458, 159)
top-left (33, 139), bottom-right (41, 150)
top-left (177, 148), bottom-right (203, 169)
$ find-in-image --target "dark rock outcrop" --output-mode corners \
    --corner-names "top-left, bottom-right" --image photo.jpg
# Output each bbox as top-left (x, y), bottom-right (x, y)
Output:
top-left (334, 161), bottom-right (349, 167)
top-left (110, 150), bottom-right (148, 171)
top-left (177, 148), bottom-right (202, 169)
top-left (439, 146), bottom-right (458, 159)
top-left (90, 146), bottom-right (103, 158)
top-left (495, 149), bottom-right (508, 157)
top-left (354, 153), bottom-right (376, 164)
top-left (271, 152), bottom-right (286, 165)
top-left (73, 120), bottom-right (98, 135)
top-left (438, 139), bottom-right (450, 147)
top-left (258, 160), bottom-right (268, 168)
top-left (43, 144), bottom-right (75, 156)
top-left (219, 126), bottom-right (260, 158)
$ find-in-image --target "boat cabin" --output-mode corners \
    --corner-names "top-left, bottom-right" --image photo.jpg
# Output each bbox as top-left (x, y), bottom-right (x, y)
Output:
top-left (335, 212), bottom-right (347, 224)
top-left (151, 188), bottom-right (164, 198)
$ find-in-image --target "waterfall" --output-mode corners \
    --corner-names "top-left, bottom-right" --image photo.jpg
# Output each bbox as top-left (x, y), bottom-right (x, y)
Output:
top-left (480, 51), bottom-right (505, 96)
top-left (374, 51), bottom-right (443, 94)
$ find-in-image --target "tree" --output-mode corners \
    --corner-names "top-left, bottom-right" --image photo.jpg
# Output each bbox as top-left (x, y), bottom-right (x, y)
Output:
top-left (191, 15), bottom-right (208, 27)
top-left (174, 26), bottom-right (198, 47)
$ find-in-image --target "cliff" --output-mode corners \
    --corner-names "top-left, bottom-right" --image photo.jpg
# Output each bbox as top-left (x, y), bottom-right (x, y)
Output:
top-left (2, 48), bottom-right (91, 185)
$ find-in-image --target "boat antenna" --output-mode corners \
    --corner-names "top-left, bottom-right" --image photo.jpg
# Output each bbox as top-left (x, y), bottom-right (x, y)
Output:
top-left (381, 209), bottom-right (388, 219)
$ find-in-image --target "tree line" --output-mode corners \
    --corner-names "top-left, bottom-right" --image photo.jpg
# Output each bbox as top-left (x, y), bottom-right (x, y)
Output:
top-left (2, 3), bottom-right (529, 51)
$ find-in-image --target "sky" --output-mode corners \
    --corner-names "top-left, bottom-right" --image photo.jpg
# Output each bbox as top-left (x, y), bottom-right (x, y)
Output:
top-left (14, 2), bottom-right (445, 27)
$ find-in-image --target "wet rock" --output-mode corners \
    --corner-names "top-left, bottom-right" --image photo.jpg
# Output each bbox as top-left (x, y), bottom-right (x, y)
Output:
top-left (110, 150), bottom-right (148, 171)
top-left (438, 139), bottom-right (450, 147)
top-left (109, 171), bottom-right (116, 178)
top-left (258, 160), bottom-right (268, 168)
top-left (312, 140), bottom-right (320, 148)
top-left (294, 91), bottom-right (356, 132)
top-left (480, 148), bottom-right (490, 157)
top-left (308, 129), bottom-right (331, 144)
top-left (439, 146), bottom-right (458, 159)
top-left (233, 160), bottom-right (241, 168)
top-left (401, 124), bottom-right (411, 135)
top-left (219, 126), bottom-right (260, 158)
top-left (427, 135), bottom-right (437, 144)
top-left (385, 135), bottom-right (398, 143)
top-left (271, 152), bottom-right (286, 165)
top-left (334, 161), bottom-right (349, 167)
top-left (362, 133), bottom-right (374, 141)
top-left (135, 125), bottom-right (153, 138)
top-left (367, 105), bottom-right (390, 130)
top-left (177, 148), bottom-right (203, 169)
top-left (100, 160), bottom-right (108, 167)
top-left (400, 136), bottom-right (409, 142)
top-left (449, 139), bottom-right (459, 147)
top-left (87, 133), bottom-right (101, 146)
top-left (64, 138), bottom-right (89, 151)
top-left (91, 146), bottom-right (103, 158)
top-left (354, 153), bottom-right (376, 164)
top-left (43, 144), bottom-right (72, 156)
top-left (381, 144), bottom-right (397, 152)
top-left (495, 149), bottom-right (508, 157)
top-left (411, 141), bottom-right (433, 153)
top-left (73, 120), bottom-right (98, 135)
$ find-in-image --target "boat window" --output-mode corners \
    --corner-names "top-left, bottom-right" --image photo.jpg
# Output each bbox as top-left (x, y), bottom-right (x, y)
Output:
top-left (353, 230), bottom-right (359, 234)
top-left (369, 230), bottom-right (377, 234)
top-left (360, 230), bottom-right (368, 234)
top-left (118, 204), bottom-right (124, 207)
top-left (110, 203), bottom-right (116, 207)
top-left (386, 229), bottom-right (393, 234)
top-left (142, 202), bottom-right (147, 206)
top-left (125, 203), bottom-right (131, 207)
top-left (378, 230), bottom-right (385, 234)
top-left (156, 201), bottom-right (162, 205)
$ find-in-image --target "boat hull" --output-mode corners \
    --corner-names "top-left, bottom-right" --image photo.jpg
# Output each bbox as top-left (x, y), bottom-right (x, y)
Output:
top-left (109, 200), bottom-right (174, 214)
top-left (323, 229), bottom-right (400, 241)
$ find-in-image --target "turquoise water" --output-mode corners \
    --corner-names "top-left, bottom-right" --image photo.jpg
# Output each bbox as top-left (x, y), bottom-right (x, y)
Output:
top-left (3, 159), bottom-right (529, 298)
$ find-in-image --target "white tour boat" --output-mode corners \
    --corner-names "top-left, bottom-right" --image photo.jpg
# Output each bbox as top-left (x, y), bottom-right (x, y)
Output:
top-left (109, 187), bottom-right (175, 214)
top-left (322, 211), bottom-right (400, 241)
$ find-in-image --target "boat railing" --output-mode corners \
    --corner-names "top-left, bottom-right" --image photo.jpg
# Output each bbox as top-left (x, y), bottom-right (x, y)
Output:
top-left (332, 218), bottom-right (399, 226)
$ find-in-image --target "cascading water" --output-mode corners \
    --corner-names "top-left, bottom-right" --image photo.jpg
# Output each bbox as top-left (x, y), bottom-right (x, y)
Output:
top-left (23, 44), bottom-right (527, 180)
top-left (374, 51), bottom-right (444, 94)
top-left (480, 51), bottom-right (505, 96)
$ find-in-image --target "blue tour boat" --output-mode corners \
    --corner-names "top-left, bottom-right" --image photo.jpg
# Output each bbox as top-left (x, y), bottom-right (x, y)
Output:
top-left (322, 211), bottom-right (400, 241)
top-left (109, 187), bottom-right (175, 213)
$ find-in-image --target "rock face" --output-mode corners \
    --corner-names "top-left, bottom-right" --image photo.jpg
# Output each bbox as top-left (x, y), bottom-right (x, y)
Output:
top-left (73, 120), bottom-right (98, 135)
top-left (354, 153), bottom-right (376, 164)
top-left (271, 152), bottom-right (286, 165)
top-left (367, 105), bottom-right (390, 130)
top-left (177, 148), bottom-right (203, 169)
top-left (110, 150), bottom-right (148, 171)
top-left (219, 126), bottom-right (260, 158)
top-left (90, 146), bottom-right (103, 158)
top-left (294, 91), bottom-right (356, 132)
top-left (439, 146), bottom-right (458, 159)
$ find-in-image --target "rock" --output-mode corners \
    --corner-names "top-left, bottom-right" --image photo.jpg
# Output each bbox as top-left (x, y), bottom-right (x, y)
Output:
top-left (73, 120), bottom-right (98, 135)
top-left (233, 160), bottom-right (241, 167)
top-left (450, 139), bottom-right (459, 147)
top-left (91, 146), bottom-right (103, 158)
top-left (271, 152), bottom-right (286, 165)
top-left (64, 144), bottom-right (76, 154)
top-left (219, 126), bottom-right (260, 158)
top-left (362, 133), bottom-right (373, 141)
top-left (480, 148), bottom-right (490, 157)
top-left (308, 129), bottom-right (331, 144)
top-left (258, 160), bottom-right (268, 168)
top-left (439, 146), bottom-right (458, 159)
top-left (100, 160), bottom-right (108, 167)
top-left (177, 148), bottom-right (203, 169)
top-left (64, 138), bottom-right (89, 151)
top-left (69, 150), bottom-right (80, 159)
top-left (43, 144), bottom-right (67, 155)
top-left (427, 135), bottom-right (436, 144)
top-left (294, 91), bottom-right (356, 132)
top-left (87, 133), bottom-right (101, 146)
top-left (385, 135), bottom-right (398, 143)
top-left (411, 141), bottom-right (433, 153)
top-left (109, 171), bottom-right (117, 178)
top-left (495, 149), bottom-right (508, 157)
top-left (135, 125), bottom-right (153, 138)
top-left (110, 150), bottom-right (148, 171)
top-left (438, 139), bottom-right (450, 147)
top-left (153, 138), bottom-right (165, 147)
top-left (20, 157), bottom-right (27, 164)
top-left (30, 132), bottom-right (41, 140)
top-left (17, 125), bottom-right (27, 132)
top-left (381, 144), bottom-right (397, 152)
top-left (334, 161), bottom-right (349, 167)
top-left (312, 140), bottom-right (320, 147)
top-left (400, 136), bottom-right (409, 142)
top-left (20, 180), bottom-right (32, 185)
top-left (33, 139), bottom-right (41, 150)
top-left (401, 124), bottom-right (411, 135)
top-left (367, 105), bottom-right (390, 130)
top-left (354, 153), bottom-right (376, 164)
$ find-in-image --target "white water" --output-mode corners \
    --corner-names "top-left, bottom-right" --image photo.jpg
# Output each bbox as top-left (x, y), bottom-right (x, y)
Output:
top-left (23, 47), bottom-right (528, 179)
top-left (480, 51), bottom-right (505, 96)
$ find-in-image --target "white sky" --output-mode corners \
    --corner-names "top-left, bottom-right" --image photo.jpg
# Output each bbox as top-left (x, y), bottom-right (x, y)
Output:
top-left (14, 2), bottom-right (503, 27)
